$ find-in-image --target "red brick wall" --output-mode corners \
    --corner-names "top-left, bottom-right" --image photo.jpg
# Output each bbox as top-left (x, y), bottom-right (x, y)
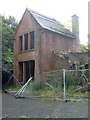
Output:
top-left (40, 29), bottom-right (80, 73)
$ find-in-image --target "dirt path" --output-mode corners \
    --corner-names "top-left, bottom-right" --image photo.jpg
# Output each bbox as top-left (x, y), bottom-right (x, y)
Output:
top-left (2, 93), bottom-right (88, 118)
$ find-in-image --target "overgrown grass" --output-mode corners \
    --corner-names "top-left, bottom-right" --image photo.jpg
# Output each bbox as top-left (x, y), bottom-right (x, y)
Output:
top-left (29, 80), bottom-right (58, 97)
top-left (67, 90), bottom-right (88, 98)
top-left (26, 79), bottom-right (65, 99)
top-left (5, 85), bottom-right (21, 91)
top-left (10, 80), bottom-right (88, 98)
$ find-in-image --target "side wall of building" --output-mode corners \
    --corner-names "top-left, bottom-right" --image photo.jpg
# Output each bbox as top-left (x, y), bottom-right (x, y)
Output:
top-left (40, 29), bottom-right (80, 74)
top-left (14, 10), bottom-right (42, 83)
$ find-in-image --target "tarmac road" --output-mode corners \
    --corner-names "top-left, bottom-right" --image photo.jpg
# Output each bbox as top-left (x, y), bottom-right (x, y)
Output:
top-left (2, 93), bottom-right (88, 118)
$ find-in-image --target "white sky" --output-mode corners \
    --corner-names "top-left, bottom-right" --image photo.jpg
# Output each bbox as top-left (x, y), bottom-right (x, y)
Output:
top-left (0, 0), bottom-right (89, 44)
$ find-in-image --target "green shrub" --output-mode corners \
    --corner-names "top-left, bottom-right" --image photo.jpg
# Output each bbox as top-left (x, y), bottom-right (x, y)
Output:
top-left (32, 80), bottom-right (46, 91)
top-left (46, 72), bottom-right (53, 82)
top-left (66, 73), bottom-right (82, 90)
top-left (46, 72), bottom-right (63, 88)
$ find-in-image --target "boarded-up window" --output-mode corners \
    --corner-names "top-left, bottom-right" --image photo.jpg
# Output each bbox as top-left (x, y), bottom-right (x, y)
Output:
top-left (30, 31), bottom-right (34, 49)
top-left (24, 33), bottom-right (28, 50)
top-left (19, 35), bottom-right (23, 51)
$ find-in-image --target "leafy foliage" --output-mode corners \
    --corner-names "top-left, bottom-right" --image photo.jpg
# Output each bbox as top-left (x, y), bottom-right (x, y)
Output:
top-left (2, 15), bottom-right (18, 69)
top-left (80, 44), bottom-right (88, 52)
top-left (66, 73), bottom-right (82, 91)
top-left (32, 80), bottom-right (46, 91)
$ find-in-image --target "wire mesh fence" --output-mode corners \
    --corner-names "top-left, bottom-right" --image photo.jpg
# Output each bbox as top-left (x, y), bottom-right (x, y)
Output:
top-left (65, 69), bottom-right (89, 101)
top-left (3, 69), bottom-right (90, 101)
top-left (18, 70), bottom-right (64, 99)
top-left (18, 69), bottom-right (89, 100)
top-left (3, 75), bottom-right (22, 94)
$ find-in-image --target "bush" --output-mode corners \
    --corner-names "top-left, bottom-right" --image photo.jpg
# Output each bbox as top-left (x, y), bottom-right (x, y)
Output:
top-left (32, 80), bottom-right (46, 91)
top-left (66, 73), bottom-right (82, 90)
top-left (46, 72), bottom-right (53, 82)
top-left (46, 72), bottom-right (63, 88)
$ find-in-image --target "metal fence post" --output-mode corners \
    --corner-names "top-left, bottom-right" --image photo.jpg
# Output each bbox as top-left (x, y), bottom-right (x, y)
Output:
top-left (63, 69), bottom-right (66, 102)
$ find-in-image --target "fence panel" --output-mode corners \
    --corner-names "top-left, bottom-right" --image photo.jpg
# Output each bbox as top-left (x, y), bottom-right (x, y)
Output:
top-left (65, 69), bottom-right (89, 101)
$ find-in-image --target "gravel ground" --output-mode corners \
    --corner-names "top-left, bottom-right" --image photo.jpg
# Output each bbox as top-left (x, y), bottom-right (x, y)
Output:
top-left (2, 93), bottom-right (88, 118)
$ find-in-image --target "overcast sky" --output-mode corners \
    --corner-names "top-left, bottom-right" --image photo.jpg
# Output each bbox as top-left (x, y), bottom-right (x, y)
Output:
top-left (0, 0), bottom-right (89, 44)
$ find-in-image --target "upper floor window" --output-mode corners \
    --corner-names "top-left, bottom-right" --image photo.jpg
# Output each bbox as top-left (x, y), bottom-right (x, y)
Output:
top-left (24, 33), bottom-right (28, 50)
top-left (30, 31), bottom-right (34, 49)
top-left (19, 35), bottom-right (23, 51)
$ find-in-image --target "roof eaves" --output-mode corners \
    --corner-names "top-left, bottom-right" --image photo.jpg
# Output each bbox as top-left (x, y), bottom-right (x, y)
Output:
top-left (43, 26), bottom-right (75, 38)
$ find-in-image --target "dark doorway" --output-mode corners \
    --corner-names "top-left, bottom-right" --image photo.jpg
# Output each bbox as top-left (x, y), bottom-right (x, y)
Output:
top-left (30, 60), bottom-right (35, 79)
top-left (25, 60), bottom-right (35, 82)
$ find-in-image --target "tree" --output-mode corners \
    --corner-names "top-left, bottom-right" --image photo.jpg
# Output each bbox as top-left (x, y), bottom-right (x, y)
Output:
top-left (80, 44), bottom-right (88, 52)
top-left (2, 16), bottom-right (18, 69)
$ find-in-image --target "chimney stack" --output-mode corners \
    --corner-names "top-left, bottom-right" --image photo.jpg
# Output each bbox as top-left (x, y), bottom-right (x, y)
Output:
top-left (72, 14), bottom-right (79, 39)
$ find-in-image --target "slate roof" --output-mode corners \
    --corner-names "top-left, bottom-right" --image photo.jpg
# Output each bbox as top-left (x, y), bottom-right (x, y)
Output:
top-left (27, 8), bottom-right (76, 38)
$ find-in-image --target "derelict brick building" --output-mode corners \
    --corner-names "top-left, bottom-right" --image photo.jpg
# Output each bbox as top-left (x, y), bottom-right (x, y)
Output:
top-left (14, 8), bottom-right (80, 84)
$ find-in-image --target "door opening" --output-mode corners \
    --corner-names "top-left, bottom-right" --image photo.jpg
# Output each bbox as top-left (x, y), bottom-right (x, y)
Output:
top-left (30, 60), bottom-right (35, 80)
top-left (25, 60), bottom-right (35, 82)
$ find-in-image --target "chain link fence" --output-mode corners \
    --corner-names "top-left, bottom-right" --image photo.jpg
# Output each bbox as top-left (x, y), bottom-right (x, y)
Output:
top-left (64, 69), bottom-right (89, 101)
top-left (3, 69), bottom-right (90, 101)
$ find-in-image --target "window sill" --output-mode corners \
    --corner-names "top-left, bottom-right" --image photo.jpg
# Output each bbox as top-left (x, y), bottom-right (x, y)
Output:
top-left (19, 49), bottom-right (34, 54)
